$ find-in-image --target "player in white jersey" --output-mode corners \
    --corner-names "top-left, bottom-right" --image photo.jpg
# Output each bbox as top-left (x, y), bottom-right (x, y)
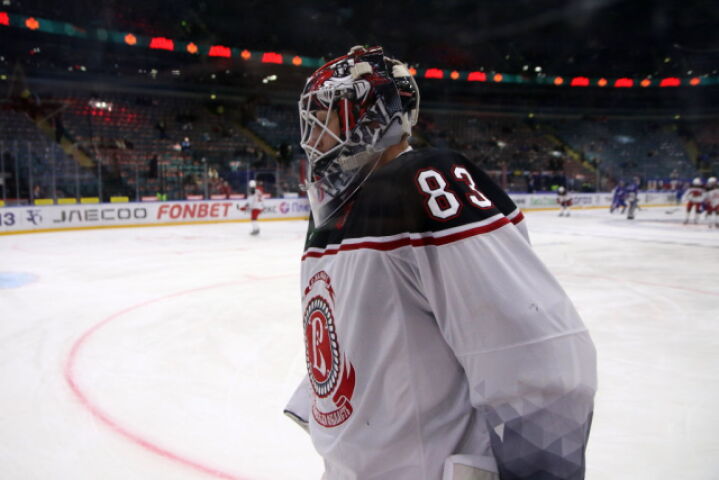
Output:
top-left (705, 177), bottom-right (719, 228)
top-left (556, 186), bottom-right (572, 216)
top-left (242, 179), bottom-right (264, 235)
top-left (682, 177), bottom-right (705, 224)
top-left (285, 46), bottom-right (597, 480)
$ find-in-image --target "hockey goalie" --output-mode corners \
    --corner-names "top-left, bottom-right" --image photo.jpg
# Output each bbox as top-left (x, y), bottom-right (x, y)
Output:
top-left (285, 45), bottom-right (597, 480)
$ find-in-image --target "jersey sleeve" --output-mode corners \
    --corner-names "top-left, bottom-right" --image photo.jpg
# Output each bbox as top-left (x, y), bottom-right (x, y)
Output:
top-left (284, 375), bottom-right (311, 434)
top-left (405, 151), bottom-right (596, 479)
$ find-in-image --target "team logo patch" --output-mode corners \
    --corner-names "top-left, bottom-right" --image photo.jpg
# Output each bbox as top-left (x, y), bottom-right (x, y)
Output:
top-left (304, 296), bottom-right (340, 397)
top-left (303, 271), bottom-right (356, 427)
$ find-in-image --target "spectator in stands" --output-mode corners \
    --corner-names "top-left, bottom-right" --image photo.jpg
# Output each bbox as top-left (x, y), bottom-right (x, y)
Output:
top-left (155, 120), bottom-right (168, 139)
top-left (181, 137), bottom-right (191, 152)
top-left (220, 180), bottom-right (232, 197)
top-left (148, 155), bottom-right (158, 179)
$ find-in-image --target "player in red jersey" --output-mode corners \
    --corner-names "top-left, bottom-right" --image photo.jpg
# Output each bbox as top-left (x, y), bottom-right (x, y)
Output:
top-left (683, 177), bottom-right (705, 224)
top-left (705, 177), bottom-right (719, 228)
top-left (242, 179), bottom-right (264, 235)
top-left (557, 186), bottom-right (572, 216)
top-left (285, 45), bottom-right (596, 480)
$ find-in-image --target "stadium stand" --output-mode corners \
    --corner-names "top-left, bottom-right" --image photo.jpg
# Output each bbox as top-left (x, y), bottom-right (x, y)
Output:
top-left (2, 93), bottom-right (717, 204)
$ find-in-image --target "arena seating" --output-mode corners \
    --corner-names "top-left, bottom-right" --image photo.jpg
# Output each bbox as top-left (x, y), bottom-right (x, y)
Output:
top-left (0, 108), bottom-right (96, 200)
top-left (59, 92), bottom-right (262, 199)
top-left (550, 118), bottom-right (695, 182)
top-left (2, 94), bottom-right (716, 204)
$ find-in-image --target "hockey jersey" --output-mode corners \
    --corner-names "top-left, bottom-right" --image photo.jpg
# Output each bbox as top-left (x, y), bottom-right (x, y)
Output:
top-left (557, 191), bottom-right (572, 207)
top-left (707, 188), bottom-right (719, 208)
top-left (247, 188), bottom-right (265, 211)
top-left (683, 186), bottom-right (705, 204)
top-left (286, 148), bottom-right (597, 480)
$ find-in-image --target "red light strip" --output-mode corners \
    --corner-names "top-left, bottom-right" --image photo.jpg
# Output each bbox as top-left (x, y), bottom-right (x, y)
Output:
top-left (467, 71), bottom-right (486, 82)
top-left (1, 12), bottom-right (713, 88)
top-left (209, 45), bottom-right (231, 58)
top-left (614, 78), bottom-right (634, 88)
top-left (262, 52), bottom-right (283, 64)
top-left (425, 68), bottom-right (444, 79)
top-left (149, 37), bottom-right (174, 51)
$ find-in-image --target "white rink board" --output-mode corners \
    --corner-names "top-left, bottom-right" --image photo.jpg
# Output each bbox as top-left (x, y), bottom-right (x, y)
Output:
top-left (509, 191), bottom-right (676, 209)
top-left (0, 198), bottom-right (312, 234)
top-left (0, 192), bottom-right (676, 234)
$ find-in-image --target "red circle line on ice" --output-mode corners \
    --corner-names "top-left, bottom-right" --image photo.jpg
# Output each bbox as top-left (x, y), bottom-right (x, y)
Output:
top-left (63, 277), bottom-right (289, 480)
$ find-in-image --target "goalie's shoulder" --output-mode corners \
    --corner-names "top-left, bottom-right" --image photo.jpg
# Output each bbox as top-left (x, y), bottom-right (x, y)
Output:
top-left (380, 147), bottom-right (471, 179)
top-left (387, 147), bottom-right (518, 216)
top-left (370, 147), bottom-right (517, 229)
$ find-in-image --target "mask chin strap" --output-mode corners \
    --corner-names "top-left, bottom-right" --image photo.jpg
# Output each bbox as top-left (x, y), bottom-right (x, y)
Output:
top-left (337, 149), bottom-right (380, 172)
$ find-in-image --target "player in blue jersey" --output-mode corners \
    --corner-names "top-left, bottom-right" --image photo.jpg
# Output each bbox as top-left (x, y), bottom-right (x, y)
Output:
top-left (610, 180), bottom-right (626, 214)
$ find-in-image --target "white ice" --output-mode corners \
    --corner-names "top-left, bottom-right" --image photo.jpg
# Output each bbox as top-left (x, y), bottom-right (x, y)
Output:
top-left (1, 205), bottom-right (718, 480)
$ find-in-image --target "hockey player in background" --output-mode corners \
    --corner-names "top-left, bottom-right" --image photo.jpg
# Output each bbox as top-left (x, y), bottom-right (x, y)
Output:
top-left (683, 177), bottom-right (705, 224)
top-left (624, 179), bottom-right (640, 220)
top-left (284, 45), bottom-right (597, 480)
top-left (242, 179), bottom-right (264, 235)
top-left (557, 186), bottom-right (572, 216)
top-left (705, 177), bottom-right (719, 228)
top-left (610, 180), bottom-right (626, 213)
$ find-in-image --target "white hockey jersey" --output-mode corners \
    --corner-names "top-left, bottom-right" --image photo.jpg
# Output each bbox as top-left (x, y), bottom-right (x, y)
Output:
top-left (683, 186), bottom-right (705, 204)
top-left (706, 188), bottom-right (719, 208)
top-left (285, 149), bottom-right (597, 480)
top-left (247, 187), bottom-right (264, 211)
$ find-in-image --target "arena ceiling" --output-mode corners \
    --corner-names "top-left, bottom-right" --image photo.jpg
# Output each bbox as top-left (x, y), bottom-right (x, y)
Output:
top-left (10, 0), bottom-right (719, 77)
top-left (3, 0), bottom-right (719, 116)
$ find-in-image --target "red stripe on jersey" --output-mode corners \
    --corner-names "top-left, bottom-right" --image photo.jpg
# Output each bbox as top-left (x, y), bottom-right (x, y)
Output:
top-left (302, 216), bottom-right (512, 260)
top-left (508, 210), bottom-right (524, 225)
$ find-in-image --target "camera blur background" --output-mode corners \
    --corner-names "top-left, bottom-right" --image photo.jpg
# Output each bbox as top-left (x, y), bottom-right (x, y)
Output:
top-left (1, 2), bottom-right (718, 480)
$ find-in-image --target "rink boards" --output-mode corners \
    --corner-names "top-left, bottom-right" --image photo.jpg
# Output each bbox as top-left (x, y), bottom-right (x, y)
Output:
top-left (0, 192), bottom-right (676, 235)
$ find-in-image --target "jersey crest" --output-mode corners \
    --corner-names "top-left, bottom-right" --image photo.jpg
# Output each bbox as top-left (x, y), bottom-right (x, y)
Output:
top-left (303, 271), bottom-right (356, 427)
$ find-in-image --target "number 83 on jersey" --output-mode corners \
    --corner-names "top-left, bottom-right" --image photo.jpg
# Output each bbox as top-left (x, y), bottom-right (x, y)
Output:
top-left (415, 166), bottom-right (493, 220)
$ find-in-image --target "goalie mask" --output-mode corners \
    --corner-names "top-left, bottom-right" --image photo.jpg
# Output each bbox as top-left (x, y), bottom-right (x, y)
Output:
top-left (299, 45), bottom-right (419, 227)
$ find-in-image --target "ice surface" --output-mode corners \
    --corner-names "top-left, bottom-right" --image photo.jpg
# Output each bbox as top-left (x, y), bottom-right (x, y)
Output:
top-left (0, 206), bottom-right (717, 479)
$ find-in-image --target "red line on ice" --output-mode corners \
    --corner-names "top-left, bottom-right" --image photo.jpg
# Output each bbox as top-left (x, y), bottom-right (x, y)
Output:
top-left (64, 281), bottom-right (254, 480)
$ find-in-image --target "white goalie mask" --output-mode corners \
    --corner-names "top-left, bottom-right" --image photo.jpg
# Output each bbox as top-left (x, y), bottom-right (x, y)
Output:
top-left (298, 45), bottom-right (419, 227)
